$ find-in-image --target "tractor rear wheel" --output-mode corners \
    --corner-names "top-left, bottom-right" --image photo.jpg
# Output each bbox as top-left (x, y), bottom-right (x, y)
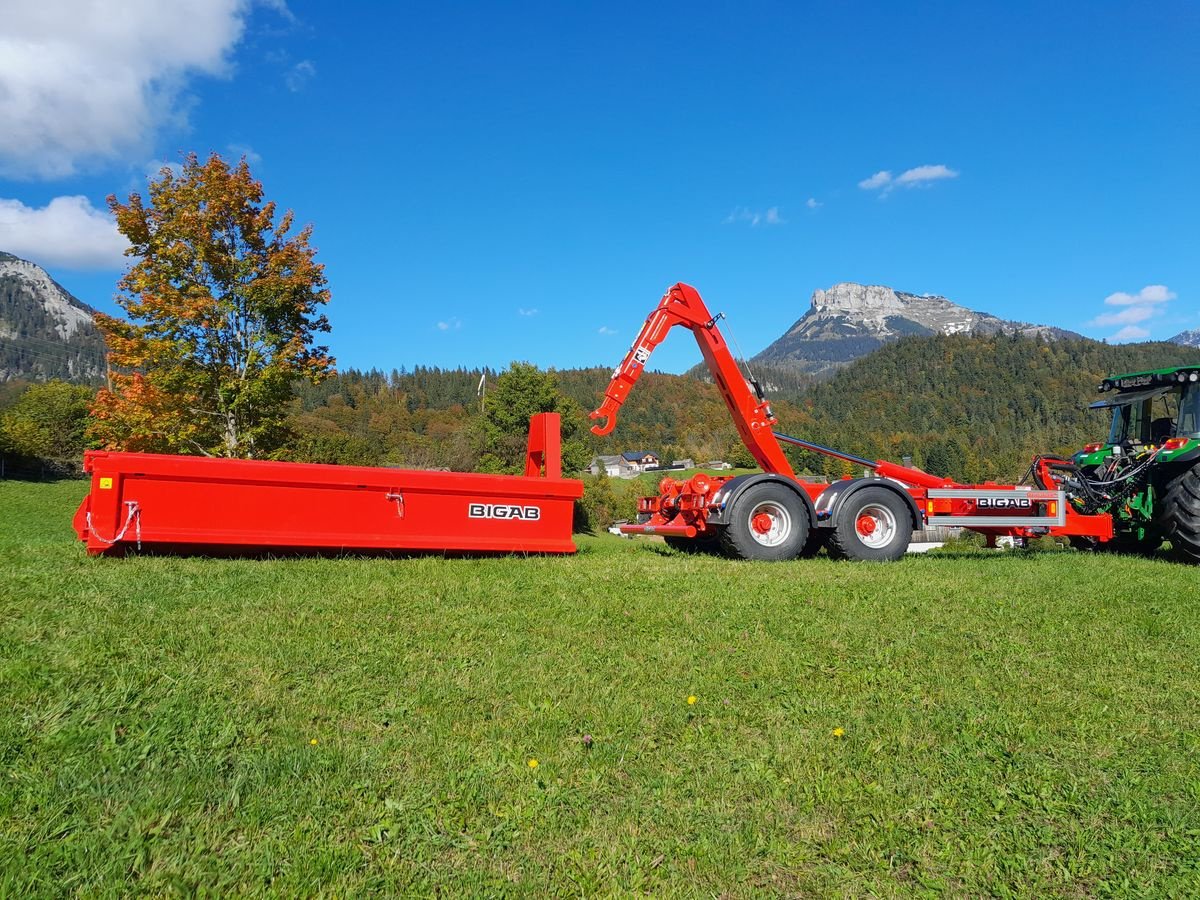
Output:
top-left (826, 487), bottom-right (913, 562)
top-left (1158, 465), bottom-right (1200, 564)
top-left (717, 483), bottom-right (809, 561)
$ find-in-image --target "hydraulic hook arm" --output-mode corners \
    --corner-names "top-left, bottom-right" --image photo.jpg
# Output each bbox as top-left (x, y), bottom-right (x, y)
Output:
top-left (589, 283), bottom-right (796, 478)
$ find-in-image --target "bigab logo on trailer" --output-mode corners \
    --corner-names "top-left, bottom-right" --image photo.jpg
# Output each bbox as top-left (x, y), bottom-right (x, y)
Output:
top-left (468, 502), bottom-right (541, 521)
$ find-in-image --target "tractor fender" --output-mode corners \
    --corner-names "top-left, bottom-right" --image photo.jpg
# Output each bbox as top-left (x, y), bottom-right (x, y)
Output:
top-left (705, 473), bottom-right (817, 527)
top-left (813, 478), bottom-right (922, 531)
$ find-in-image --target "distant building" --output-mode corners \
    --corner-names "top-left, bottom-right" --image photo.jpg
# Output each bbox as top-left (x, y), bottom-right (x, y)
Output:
top-left (702, 460), bottom-right (733, 470)
top-left (671, 458), bottom-right (695, 470)
top-left (621, 451), bottom-right (660, 471)
top-left (589, 454), bottom-right (639, 478)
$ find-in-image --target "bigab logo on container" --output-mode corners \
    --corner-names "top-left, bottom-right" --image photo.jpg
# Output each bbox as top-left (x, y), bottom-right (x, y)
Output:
top-left (468, 502), bottom-right (541, 521)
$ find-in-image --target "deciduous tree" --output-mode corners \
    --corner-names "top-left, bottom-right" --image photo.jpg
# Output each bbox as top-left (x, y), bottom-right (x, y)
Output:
top-left (90, 153), bottom-right (333, 457)
top-left (476, 362), bottom-right (590, 473)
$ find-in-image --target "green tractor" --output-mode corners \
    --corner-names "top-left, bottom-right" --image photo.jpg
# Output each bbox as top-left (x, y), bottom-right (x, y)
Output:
top-left (1067, 365), bottom-right (1200, 562)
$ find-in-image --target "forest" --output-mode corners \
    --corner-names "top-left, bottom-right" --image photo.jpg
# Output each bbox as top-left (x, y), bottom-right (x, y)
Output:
top-left (6, 333), bottom-right (1200, 489)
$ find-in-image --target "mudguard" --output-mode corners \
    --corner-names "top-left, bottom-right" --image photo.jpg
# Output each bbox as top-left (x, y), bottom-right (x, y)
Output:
top-left (705, 473), bottom-right (817, 527)
top-left (813, 478), bottom-right (922, 530)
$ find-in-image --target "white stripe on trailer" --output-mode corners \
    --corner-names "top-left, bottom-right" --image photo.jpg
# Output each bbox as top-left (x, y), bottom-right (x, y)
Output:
top-left (924, 488), bottom-right (1067, 528)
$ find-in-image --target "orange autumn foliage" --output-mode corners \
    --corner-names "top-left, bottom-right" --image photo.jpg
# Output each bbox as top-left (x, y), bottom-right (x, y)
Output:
top-left (90, 153), bottom-right (334, 457)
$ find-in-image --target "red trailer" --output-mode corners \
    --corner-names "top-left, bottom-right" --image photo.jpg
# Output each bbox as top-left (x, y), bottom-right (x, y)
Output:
top-left (590, 283), bottom-right (1113, 561)
top-left (74, 412), bottom-right (583, 556)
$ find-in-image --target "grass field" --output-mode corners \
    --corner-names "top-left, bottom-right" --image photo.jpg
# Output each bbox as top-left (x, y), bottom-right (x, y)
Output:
top-left (3, 480), bottom-right (1200, 896)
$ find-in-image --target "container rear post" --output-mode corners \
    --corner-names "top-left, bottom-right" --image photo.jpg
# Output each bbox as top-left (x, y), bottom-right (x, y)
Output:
top-left (524, 412), bottom-right (562, 478)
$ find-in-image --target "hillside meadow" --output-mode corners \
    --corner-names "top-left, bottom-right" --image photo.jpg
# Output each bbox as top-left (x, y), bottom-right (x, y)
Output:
top-left (2, 480), bottom-right (1199, 895)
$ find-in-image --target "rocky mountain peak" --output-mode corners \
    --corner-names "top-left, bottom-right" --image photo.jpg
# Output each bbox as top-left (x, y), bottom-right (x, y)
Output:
top-left (1170, 329), bottom-right (1200, 349)
top-left (752, 281), bottom-right (1080, 376)
top-left (811, 283), bottom-right (906, 315)
top-left (0, 252), bottom-right (106, 381)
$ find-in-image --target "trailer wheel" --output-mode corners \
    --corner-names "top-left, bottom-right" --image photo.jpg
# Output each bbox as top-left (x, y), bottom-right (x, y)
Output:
top-left (798, 529), bottom-right (828, 558)
top-left (826, 487), bottom-right (912, 562)
top-left (1158, 465), bottom-right (1200, 564)
top-left (718, 483), bottom-right (809, 561)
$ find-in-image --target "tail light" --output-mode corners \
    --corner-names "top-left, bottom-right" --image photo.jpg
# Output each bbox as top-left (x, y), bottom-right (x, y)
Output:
top-left (1083, 442), bottom-right (1105, 453)
top-left (1163, 437), bottom-right (1189, 451)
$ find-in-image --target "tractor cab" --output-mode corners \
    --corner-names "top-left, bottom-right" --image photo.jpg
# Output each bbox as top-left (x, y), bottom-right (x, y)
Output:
top-left (1077, 366), bottom-right (1200, 464)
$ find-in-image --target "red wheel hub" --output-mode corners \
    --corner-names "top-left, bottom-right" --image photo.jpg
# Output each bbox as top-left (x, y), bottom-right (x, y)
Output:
top-left (751, 512), bottom-right (773, 534)
top-left (856, 515), bottom-right (877, 536)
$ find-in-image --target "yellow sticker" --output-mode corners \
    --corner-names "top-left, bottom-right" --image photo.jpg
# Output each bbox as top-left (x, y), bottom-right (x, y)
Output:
top-left (99, 477), bottom-right (113, 490)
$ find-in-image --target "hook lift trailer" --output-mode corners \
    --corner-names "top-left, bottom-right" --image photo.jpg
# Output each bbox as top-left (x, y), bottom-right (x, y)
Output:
top-left (589, 283), bottom-right (1115, 561)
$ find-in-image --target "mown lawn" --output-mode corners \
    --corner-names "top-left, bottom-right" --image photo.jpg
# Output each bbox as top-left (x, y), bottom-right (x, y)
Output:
top-left (2, 480), bottom-right (1199, 896)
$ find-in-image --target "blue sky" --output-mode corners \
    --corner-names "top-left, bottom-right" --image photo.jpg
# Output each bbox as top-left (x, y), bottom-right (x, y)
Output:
top-left (1, 1), bottom-right (1197, 374)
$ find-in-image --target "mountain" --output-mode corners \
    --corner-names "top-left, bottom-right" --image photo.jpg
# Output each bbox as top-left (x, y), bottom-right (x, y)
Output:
top-left (1169, 329), bottom-right (1200, 348)
top-left (0, 252), bottom-right (106, 382)
top-left (751, 282), bottom-right (1081, 376)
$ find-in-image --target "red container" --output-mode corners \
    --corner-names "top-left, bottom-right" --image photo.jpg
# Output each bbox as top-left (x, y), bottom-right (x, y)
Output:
top-left (74, 413), bottom-right (584, 556)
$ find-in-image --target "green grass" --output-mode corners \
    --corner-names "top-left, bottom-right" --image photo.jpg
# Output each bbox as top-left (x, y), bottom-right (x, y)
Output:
top-left (3, 480), bottom-right (1200, 896)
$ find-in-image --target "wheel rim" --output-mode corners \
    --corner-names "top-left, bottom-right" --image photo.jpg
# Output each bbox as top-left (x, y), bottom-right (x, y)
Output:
top-left (747, 501), bottom-right (792, 547)
top-left (854, 504), bottom-right (897, 549)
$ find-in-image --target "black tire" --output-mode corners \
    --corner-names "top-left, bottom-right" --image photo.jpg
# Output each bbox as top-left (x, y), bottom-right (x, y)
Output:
top-left (717, 483), bottom-right (810, 561)
top-left (664, 534), bottom-right (720, 554)
top-left (1158, 465), bottom-right (1200, 564)
top-left (798, 528), bottom-right (828, 558)
top-left (1073, 531), bottom-right (1161, 556)
top-left (826, 486), bottom-right (913, 562)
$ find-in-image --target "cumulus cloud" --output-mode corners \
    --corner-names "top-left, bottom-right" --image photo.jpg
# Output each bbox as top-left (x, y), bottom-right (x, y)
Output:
top-left (436, 317), bottom-right (462, 331)
top-left (0, 196), bottom-right (128, 270)
top-left (598, 326), bottom-right (617, 335)
top-left (1089, 284), bottom-right (1176, 341)
top-left (806, 198), bottom-right (822, 210)
top-left (518, 307), bottom-right (538, 317)
top-left (1104, 285), bottom-right (1175, 306)
top-left (724, 206), bottom-right (786, 226)
top-left (0, 0), bottom-right (250, 179)
top-left (859, 164), bottom-right (959, 196)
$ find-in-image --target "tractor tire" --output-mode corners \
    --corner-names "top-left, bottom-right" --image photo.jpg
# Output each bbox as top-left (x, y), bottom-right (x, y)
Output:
top-left (1158, 465), bottom-right (1200, 564)
top-left (825, 487), bottom-right (913, 562)
top-left (717, 482), bottom-right (810, 561)
top-left (1072, 532), bottom-right (1160, 556)
top-left (664, 534), bottom-right (720, 555)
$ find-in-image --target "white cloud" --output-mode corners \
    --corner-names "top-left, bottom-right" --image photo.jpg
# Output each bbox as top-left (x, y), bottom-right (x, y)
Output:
top-left (0, 0), bottom-right (250, 179)
top-left (894, 164), bottom-right (959, 186)
top-left (1104, 285), bottom-right (1175, 306)
top-left (0, 196), bottom-right (128, 270)
top-left (859, 164), bottom-right (959, 196)
top-left (1089, 284), bottom-right (1177, 341)
top-left (858, 171), bottom-right (893, 190)
top-left (285, 60), bottom-right (316, 92)
top-left (1092, 306), bottom-right (1156, 327)
top-left (436, 317), bottom-right (462, 331)
top-left (598, 326), bottom-right (617, 335)
top-left (806, 198), bottom-right (822, 209)
top-left (518, 307), bottom-right (538, 317)
top-left (1111, 325), bottom-right (1151, 341)
top-left (724, 206), bottom-right (786, 227)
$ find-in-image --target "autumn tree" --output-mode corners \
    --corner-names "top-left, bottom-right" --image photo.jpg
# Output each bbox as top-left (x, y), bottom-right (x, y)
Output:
top-left (90, 153), bottom-right (333, 457)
